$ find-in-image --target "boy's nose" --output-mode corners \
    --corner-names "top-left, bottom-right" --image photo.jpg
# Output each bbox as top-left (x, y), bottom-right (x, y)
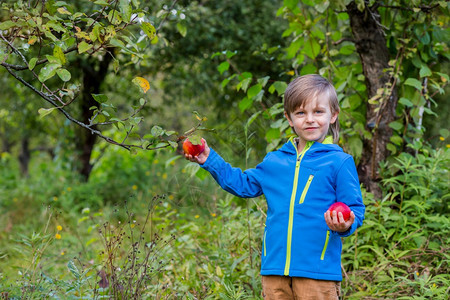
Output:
top-left (305, 113), bottom-right (314, 122)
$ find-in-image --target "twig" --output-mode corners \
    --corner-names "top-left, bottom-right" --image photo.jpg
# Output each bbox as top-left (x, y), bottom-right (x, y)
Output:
top-left (156, 0), bottom-right (179, 31)
top-left (3, 64), bottom-right (172, 151)
top-left (332, 37), bottom-right (355, 46)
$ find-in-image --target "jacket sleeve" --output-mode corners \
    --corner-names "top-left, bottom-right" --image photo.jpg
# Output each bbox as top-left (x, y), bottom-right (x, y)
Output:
top-left (200, 148), bottom-right (264, 198)
top-left (334, 156), bottom-right (365, 237)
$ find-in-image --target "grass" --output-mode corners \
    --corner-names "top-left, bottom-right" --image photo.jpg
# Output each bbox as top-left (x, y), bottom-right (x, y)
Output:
top-left (0, 143), bottom-right (449, 299)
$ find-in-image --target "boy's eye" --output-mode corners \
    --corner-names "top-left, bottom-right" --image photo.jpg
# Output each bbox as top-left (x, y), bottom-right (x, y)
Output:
top-left (315, 110), bottom-right (324, 114)
top-left (296, 111), bottom-right (304, 115)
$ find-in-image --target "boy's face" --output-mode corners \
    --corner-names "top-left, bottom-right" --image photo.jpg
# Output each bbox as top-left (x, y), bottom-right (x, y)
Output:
top-left (285, 92), bottom-right (338, 150)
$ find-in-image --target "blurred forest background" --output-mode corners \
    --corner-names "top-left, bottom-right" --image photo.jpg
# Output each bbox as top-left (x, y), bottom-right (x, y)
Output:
top-left (0, 0), bottom-right (449, 299)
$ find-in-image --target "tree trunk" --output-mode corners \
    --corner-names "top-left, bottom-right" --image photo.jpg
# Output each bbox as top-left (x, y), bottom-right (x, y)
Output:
top-left (346, 1), bottom-right (399, 198)
top-left (18, 137), bottom-right (30, 177)
top-left (74, 55), bottom-right (113, 180)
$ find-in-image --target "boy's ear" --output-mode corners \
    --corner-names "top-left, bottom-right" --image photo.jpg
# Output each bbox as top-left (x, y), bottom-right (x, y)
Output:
top-left (330, 111), bottom-right (339, 124)
top-left (284, 111), bottom-right (294, 126)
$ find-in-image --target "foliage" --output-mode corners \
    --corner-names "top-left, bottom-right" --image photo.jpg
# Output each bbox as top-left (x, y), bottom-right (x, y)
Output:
top-left (1, 132), bottom-right (449, 299)
top-left (217, 0), bottom-right (449, 161)
top-left (341, 141), bottom-right (449, 298)
top-left (0, 0), bottom-right (188, 152)
top-left (1, 0), bottom-right (449, 299)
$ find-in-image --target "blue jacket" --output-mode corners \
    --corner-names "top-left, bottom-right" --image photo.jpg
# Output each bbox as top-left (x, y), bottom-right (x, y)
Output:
top-left (201, 136), bottom-right (365, 281)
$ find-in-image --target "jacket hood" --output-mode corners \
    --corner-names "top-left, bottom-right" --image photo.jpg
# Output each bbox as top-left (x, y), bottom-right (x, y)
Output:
top-left (279, 136), bottom-right (343, 156)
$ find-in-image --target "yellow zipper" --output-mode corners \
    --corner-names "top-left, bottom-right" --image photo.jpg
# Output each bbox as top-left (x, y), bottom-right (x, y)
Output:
top-left (284, 139), bottom-right (312, 276)
top-left (299, 175), bottom-right (314, 204)
top-left (263, 230), bottom-right (267, 256)
top-left (320, 230), bottom-right (330, 260)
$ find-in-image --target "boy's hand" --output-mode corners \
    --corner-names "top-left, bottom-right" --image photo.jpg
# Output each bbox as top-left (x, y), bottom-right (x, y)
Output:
top-left (324, 210), bottom-right (355, 233)
top-left (184, 140), bottom-right (210, 165)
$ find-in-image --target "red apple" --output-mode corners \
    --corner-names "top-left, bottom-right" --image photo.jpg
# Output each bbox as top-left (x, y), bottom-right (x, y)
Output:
top-left (328, 202), bottom-right (351, 221)
top-left (183, 137), bottom-right (206, 157)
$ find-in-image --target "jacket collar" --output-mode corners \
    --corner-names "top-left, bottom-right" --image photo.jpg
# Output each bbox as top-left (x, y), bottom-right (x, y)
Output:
top-left (279, 136), bottom-right (340, 155)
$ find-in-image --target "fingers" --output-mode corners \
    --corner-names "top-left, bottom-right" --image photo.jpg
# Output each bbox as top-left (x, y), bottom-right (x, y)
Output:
top-left (324, 209), bottom-right (354, 232)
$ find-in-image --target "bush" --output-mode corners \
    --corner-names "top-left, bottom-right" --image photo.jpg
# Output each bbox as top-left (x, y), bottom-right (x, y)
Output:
top-left (341, 143), bottom-right (450, 299)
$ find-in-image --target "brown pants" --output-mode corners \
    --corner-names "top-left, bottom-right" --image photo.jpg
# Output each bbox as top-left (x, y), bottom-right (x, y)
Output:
top-left (262, 275), bottom-right (341, 300)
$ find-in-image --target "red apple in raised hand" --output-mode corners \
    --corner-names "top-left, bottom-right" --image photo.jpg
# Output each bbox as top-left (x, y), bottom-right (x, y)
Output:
top-left (328, 202), bottom-right (351, 221)
top-left (183, 137), bottom-right (206, 157)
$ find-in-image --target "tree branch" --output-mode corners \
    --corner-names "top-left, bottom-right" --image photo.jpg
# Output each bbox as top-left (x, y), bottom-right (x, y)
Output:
top-left (2, 64), bottom-right (174, 151)
top-left (332, 37), bottom-right (355, 45)
top-left (0, 45), bottom-right (78, 71)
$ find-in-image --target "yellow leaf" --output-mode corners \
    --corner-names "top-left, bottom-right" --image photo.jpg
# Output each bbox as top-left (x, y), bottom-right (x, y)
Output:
top-left (132, 77), bottom-right (150, 93)
top-left (75, 31), bottom-right (91, 41)
top-left (57, 7), bottom-right (72, 15)
top-left (28, 36), bottom-right (38, 45)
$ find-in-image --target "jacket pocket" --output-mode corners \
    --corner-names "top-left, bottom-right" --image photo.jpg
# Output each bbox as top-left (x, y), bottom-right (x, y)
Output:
top-left (320, 230), bottom-right (330, 260)
top-left (299, 174), bottom-right (314, 204)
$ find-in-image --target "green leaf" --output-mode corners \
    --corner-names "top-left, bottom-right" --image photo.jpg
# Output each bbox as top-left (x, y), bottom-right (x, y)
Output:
top-left (188, 135), bottom-right (202, 145)
top-left (419, 65), bottom-right (432, 78)
top-left (253, 90), bottom-right (264, 102)
top-left (38, 63), bottom-right (60, 82)
top-left (386, 143), bottom-right (397, 154)
top-left (119, 0), bottom-right (132, 22)
top-left (339, 43), bottom-right (356, 55)
top-left (303, 37), bottom-right (321, 59)
top-left (141, 22), bottom-right (156, 40)
top-left (404, 78), bottom-right (422, 91)
top-left (247, 84), bottom-right (262, 99)
top-left (390, 135), bottom-right (403, 146)
top-left (0, 21), bottom-right (16, 30)
top-left (53, 45), bottom-right (66, 65)
top-left (439, 128), bottom-right (449, 138)
top-left (266, 127), bottom-right (281, 142)
top-left (78, 41), bottom-right (93, 54)
top-left (38, 107), bottom-right (57, 118)
top-left (399, 97), bottom-right (413, 107)
top-left (217, 61), bottom-right (230, 75)
top-left (269, 81), bottom-right (288, 95)
top-left (347, 135), bottom-right (363, 158)
top-left (94, 0), bottom-right (109, 5)
top-left (284, 0), bottom-right (299, 10)
top-left (246, 111), bottom-right (262, 129)
top-left (45, 55), bottom-right (62, 65)
top-left (239, 97), bottom-right (253, 112)
top-left (67, 261), bottom-right (80, 280)
top-left (315, 1), bottom-right (329, 13)
top-left (28, 58), bottom-right (38, 70)
top-left (300, 63), bottom-right (317, 75)
top-left (56, 68), bottom-right (71, 82)
top-left (92, 94), bottom-right (108, 103)
top-left (237, 78), bottom-right (252, 92)
top-left (389, 121), bottom-right (403, 131)
top-left (45, 0), bottom-right (57, 14)
top-left (177, 22), bottom-right (187, 37)
top-left (90, 23), bottom-right (102, 42)
top-left (257, 76), bottom-right (270, 87)
top-left (108, 10), bottom-right (122, 25)
top-left (225, 50), bottom-right (236, 59)
top-left (151, 125), bottom-right (164, 137)
top-left (195, 167), bottom-right (209, 181)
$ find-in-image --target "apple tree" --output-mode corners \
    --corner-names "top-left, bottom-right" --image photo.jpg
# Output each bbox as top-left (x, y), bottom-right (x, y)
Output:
top-left (0, 0), bottom-right (192, 179)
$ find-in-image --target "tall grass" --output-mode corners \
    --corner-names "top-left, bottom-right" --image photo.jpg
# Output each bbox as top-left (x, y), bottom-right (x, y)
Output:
top-left (0, 142), bottom-right (448, 299)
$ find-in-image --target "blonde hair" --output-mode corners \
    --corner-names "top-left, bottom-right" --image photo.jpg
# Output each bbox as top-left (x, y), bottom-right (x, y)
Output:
top-left (284, 74), bottom-right (340, 143)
